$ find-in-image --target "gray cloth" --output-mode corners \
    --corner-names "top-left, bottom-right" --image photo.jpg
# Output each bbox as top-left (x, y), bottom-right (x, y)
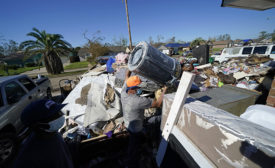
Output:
top-left (121, 85), bottom-right (152, 133)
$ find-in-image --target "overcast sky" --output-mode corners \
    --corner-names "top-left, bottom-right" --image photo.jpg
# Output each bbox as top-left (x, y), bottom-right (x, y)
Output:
top-left (1, 0), bottom-right (275, 47)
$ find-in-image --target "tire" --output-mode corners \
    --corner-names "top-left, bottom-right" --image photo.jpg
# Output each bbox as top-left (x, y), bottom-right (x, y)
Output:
top-left (0, 132), bottom-right (17, 166)
top-left (47, 88), bottom-right (52, 100)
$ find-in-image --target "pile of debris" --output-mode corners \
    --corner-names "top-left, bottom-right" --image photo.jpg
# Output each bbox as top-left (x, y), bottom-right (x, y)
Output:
top-left (192, 55), bottom-right (274, 91)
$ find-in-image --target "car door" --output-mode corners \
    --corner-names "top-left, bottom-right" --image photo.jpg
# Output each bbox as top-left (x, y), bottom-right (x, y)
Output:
top-left (3, 81), bottom-right (30, 132)
top-left (18, 77), bottom-right (40, 101)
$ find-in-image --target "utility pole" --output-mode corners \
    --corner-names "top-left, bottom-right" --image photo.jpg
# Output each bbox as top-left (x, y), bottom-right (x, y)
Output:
top-left (124, 0), bottom-right (133, 50)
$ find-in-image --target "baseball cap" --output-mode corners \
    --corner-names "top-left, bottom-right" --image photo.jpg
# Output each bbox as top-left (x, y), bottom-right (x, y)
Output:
top-left (21, 99), bottom-right (67, 126)
top-left (126, 76), bottom-right (147, 88)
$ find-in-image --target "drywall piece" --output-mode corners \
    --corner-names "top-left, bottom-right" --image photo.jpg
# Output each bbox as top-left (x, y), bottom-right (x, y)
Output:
top-left (194, 63), bottom-right (212, 70)
top-left (161, 94), bottom-right (275, 167)
top-left (62, 74), bottom-right (120, 125)
top-left (171, 126), bottom-right (215, 168)
top-left (233, 71), bottom-right (255, 80)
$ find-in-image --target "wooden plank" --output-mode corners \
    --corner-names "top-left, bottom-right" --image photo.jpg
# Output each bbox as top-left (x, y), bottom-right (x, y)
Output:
top-left (162, 71), bottom-right (195, 140)
top-left (156, 72), bottom-right (195, 166)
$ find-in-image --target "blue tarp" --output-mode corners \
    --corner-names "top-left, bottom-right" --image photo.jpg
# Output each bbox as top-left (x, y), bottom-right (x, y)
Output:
top-left (165, 43), bottom-right (190, 48)
top-left (243, 39), bottom-right (252, 43)
top-left (106, 57), bottom-right (116, 73)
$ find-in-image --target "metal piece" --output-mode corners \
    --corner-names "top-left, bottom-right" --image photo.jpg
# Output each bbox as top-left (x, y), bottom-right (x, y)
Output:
top-left (221, 0), bottom-right (275, 11)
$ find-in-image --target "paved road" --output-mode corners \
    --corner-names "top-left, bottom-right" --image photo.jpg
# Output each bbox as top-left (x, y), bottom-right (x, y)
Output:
top-left (22, 67), bottom-right (88, 76)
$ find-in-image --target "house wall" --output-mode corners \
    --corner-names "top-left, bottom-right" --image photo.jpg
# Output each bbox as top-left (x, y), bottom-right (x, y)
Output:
top-left (213, 44), bottom-right (227, 48)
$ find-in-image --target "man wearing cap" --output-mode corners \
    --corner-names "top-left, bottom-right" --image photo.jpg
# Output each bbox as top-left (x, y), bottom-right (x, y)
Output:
top-left (121, 70), bottom-right (167, 168)
top-left (13, 99), bottom-right (74, 168)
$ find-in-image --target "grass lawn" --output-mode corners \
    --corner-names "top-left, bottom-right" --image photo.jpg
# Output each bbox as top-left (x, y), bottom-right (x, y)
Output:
top-left (211, 48), bottom-right (222, 54)
top-left (47, 70), bottom-right (87, 78)
top-left (64, 61), bottom-right (89, 70)
top-left (0, 67), bottom-right (40, 76)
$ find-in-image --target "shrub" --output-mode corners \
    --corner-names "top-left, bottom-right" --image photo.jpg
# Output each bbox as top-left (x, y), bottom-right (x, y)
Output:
top-left (70, 56), bottom-right (80, 63)
top-left (25, 62), bottom-right (36, 67)
top-left (8, 64), bottom-right (20, 70)
top-left (86, 56), bottom-right (93, 63)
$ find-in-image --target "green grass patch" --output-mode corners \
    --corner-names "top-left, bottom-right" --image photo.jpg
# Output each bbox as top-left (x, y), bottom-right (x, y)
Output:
top-left (64, 61), bottom-right (89, 70)
top-left (47, 70), bottom-right (87, 78)
top-left (0, 66), bottom-right (40, 76)
top-left (211, 48), bottom-right (222, 54)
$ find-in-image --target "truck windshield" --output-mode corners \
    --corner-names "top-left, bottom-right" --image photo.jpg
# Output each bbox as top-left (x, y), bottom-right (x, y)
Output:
top-left (253, 46), bottom-right (267, 54)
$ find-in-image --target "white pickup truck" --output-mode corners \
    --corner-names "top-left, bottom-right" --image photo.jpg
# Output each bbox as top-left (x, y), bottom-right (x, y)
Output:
top-left (214, 44), bottom-right (275, 63)
top-left (0, 74), bottom-right (52, 164)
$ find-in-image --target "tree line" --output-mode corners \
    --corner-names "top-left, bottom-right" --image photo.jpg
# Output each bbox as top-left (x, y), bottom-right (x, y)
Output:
top-left (1, 28), bottom-right (274, 75)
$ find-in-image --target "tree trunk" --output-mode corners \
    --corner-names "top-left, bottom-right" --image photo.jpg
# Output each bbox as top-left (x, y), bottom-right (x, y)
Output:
top-left (44, 52), bottom-right (64, 74)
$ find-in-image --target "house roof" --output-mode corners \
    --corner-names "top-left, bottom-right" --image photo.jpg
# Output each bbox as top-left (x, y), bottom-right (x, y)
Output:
top-left (213, 40), bottom-right (232, 45)
top-left (158, 45), bottom-right (168, 50)
top-left (221, 0), bottom-right (275, 11)
top-left (165, 43), bottom-right (190, 48)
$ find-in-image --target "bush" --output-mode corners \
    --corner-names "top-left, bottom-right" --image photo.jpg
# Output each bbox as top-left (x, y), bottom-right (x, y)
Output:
top-left (8, 65), bottom-right (20, 70)
top-left (70, 56), bottom-right (80, 63)
top-left (86, 56), bottom-right (93, 63)
top-left (25, 62), bottom-right (36, 67)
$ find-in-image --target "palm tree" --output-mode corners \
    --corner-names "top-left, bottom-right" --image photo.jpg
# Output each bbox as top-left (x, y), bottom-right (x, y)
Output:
top-left (20, 28), bottom-right (72, 74)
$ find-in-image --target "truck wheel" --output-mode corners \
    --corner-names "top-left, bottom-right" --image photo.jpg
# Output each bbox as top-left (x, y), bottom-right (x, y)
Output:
top-left (0, 133), bottom-right (17, 166)
top-left (47, 88), bottom-right (52, 100)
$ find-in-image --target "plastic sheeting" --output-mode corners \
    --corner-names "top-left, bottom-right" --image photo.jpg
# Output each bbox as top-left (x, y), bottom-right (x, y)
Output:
top-left (241, 105), bottom-right (275, 132)
top-left (62, 74), bottom-right (121, 126)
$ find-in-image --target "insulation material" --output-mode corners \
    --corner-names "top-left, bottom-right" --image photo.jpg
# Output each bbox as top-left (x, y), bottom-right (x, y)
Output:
top-left (62, 74), bottom-right (121, 126)
top-left (161, 93), bottom-right (275, 168)
top-left (115, 52), bottom-right (128, 64)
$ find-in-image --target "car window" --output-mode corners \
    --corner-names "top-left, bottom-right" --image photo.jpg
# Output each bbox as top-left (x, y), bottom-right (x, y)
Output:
top-left (0, 90), bottom-right (3, 107)
top-left (19, 77), bottom-right (36, 91)
top-left (232, 48), bottom-right (241, 55)
top-left (5, 81), bottom-right (27, 104)
top-left (271, 46), bottom-right (275, 54)
top-left (253, 46), bottom-right (267, 54)
top-left (242, 47), bottom-right (253, 55)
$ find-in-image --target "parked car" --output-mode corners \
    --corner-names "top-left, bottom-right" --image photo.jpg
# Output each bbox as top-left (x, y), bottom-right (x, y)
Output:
top-left (0, 74), bottom-right (52, 164)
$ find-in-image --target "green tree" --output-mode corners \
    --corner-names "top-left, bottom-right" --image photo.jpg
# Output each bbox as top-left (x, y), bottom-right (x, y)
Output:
top-left (0, 40), bottom-right (19, 56)
top-left (112, 36), bottom-right (128, 47)
top-left (156, 35), bottom-right (164, 43)
top-left (190, 37), bottom-right (205, 48)
top-left (167, 36), bottom-right (176, 43)
top-left (217, 34), bottom-right (231, 41)
top-left (259, 31), bottom-right (268, 41)
top-left (20, 28), bottom-right (72, 74)
top-left (272, 30), bottom-right (275, 42)
top-left (84, 31), bottom-right (110, 62)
